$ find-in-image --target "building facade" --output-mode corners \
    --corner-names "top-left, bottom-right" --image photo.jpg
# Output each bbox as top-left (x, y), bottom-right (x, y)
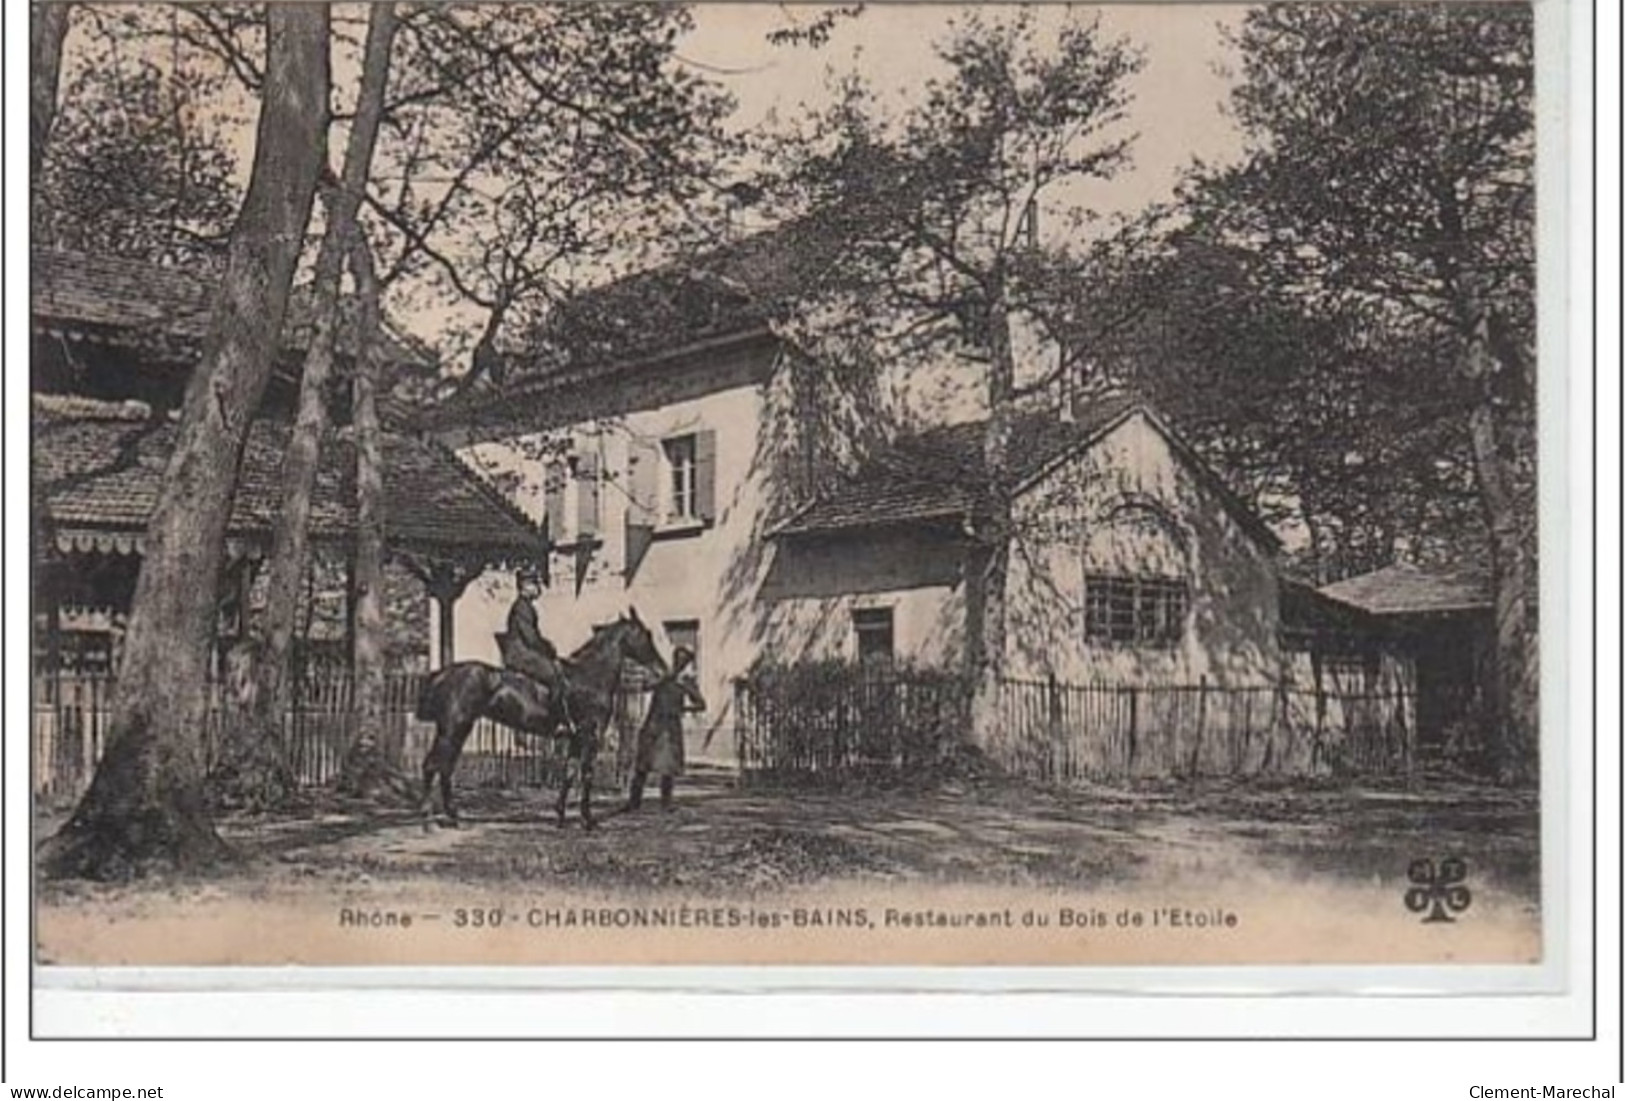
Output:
top-left (431, 328), bottom-right (1301, 763)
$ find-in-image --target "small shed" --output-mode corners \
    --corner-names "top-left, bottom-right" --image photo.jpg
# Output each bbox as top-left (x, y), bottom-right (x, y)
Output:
top-left (1318, 563), bottom-right (1494, 763)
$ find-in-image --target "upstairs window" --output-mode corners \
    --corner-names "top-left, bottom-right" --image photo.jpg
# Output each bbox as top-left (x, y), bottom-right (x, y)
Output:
top-left (1084, 574), bottom-right (1188, 649)
top-left (543, 458), bottom-right (568, 541)
top-left (853, 607), bottom-right (896, 665)
top-left (664, 434), bottom-right (698, 522)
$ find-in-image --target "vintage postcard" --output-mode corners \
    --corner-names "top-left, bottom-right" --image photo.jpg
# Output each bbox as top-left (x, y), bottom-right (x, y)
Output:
top-left (27, 0), bottom-right (1564, 984)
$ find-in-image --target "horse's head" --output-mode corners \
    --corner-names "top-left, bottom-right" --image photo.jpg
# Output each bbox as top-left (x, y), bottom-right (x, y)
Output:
top-left (614, 606), bottom-right (668, 676)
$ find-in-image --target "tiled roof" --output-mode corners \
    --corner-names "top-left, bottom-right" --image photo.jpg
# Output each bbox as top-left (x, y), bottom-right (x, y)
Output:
top-left (32, 395), bottom-right (543, 559)
top-left (32, 248), bottom-right (436, 369)
top-left (419, 218), bottom-right (842, 428)
top-left (1319, 563), bottom-right (1493, 615)
top-left (531, 217), bottom-right (846, 368)
top-left (774, 398), bottom-right (1132, 536)
top-left (774, 397), bottom-right (1281, 551)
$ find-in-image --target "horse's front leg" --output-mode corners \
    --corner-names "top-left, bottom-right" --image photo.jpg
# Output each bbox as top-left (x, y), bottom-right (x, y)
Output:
top-left (420, 757), bottom-right (437, 834)
top-left (554, 744), bottom-right (574, 829)
top-left (441, 768), bottom-right (460, 828)
top-left (579, 736), bottom-right (597, 831)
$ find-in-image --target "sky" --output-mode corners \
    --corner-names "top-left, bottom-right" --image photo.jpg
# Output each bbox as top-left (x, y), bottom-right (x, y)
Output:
top-left (678, 3), bottom-right (1254, 223)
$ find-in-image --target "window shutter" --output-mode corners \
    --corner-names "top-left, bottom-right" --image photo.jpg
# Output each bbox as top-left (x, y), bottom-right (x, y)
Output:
top-left (543, 459), bottom-right (568, 541)
top-left (624, 436), bottom-right (659, 582)
top-left (694, 428), bottom-right (717, 522)
top-left (576, 451), bottom-right (600, 537)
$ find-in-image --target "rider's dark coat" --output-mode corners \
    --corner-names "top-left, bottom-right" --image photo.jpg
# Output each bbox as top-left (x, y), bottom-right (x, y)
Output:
top-left (503, 597), bottom-right (559, 684)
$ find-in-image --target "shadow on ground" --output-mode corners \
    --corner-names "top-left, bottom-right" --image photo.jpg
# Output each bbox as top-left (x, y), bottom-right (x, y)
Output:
top-left (38, 766), bottom-right (1528, 904)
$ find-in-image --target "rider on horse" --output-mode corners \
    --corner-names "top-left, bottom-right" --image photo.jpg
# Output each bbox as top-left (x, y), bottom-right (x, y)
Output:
top-left (501, 566), bottom-right (575, 732)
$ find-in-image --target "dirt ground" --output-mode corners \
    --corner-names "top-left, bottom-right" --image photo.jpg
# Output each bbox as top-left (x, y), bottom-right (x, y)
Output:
top-left (36, 765), bottom-right (1540, 910)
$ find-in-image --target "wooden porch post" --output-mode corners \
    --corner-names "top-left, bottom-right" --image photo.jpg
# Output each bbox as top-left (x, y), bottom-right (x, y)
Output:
top-left (436, 589), bottom-right (456, 669)
top-left (44, 561), bottom-right (63, 680)
top-left (406, 558), bottom-right (485, 670)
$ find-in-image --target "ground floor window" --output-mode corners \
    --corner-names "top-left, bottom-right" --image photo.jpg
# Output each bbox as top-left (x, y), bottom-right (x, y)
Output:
top-left (852, 606), bottom-right (895, 665)
top-left (1084, 574), bottom-right (1188, 648)
top-left (662, 618), bottom-right (704, 709)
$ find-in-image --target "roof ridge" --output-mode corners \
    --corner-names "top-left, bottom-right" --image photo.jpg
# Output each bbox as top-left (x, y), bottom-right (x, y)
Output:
top-left (32, 393), bottom-right (154, 422)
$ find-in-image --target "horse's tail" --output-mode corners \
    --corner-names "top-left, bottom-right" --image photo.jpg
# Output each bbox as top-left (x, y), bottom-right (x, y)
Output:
top-left (415, 666), bottom-right (457, 721)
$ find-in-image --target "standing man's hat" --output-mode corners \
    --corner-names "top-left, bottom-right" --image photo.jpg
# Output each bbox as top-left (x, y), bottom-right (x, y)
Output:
top-left (516, 565), bottom-right (544, 586)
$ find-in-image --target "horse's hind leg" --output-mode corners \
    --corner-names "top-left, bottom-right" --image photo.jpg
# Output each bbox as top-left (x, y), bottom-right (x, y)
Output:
top-left (420, 721), bottom-right (470, 830)
top-left (440, 724), bottom-right (471, 828)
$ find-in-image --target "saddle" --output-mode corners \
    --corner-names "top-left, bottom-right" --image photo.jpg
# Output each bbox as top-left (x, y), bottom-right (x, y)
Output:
top-left (495, 632), bottom-right (576, 733)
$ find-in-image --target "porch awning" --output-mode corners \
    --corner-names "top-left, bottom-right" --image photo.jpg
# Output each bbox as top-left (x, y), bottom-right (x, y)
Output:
top-left (33, 394), bottom-right (546, 569)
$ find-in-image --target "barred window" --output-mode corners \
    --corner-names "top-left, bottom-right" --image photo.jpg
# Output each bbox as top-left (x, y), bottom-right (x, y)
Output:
top-left (1084, 574), bottom-right (1188, 648)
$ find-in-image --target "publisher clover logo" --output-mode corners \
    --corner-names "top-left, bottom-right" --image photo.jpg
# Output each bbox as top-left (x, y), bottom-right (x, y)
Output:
top-left (1404, 856), bottom-right (1471, 923)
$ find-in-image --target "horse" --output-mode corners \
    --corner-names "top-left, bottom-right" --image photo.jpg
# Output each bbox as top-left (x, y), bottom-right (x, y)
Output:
top-left (412, 609), bottom-right (667, 831)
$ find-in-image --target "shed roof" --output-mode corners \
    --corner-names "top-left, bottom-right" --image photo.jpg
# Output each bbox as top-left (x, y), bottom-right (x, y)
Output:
top-left (1318, 563), bottom-right (1493, 615)
top-left (773, 397), bottom-right (1281, 551)
top-left (32, 394), bottom-right (544, 562)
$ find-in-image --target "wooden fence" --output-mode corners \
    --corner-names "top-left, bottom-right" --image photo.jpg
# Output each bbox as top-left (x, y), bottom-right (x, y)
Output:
top-left (32, 671), bottom-right (650, 803)
top-left (988, 676), bottom-right (1414, 783)
top-left (733, 667), bottom-right (1415, 785)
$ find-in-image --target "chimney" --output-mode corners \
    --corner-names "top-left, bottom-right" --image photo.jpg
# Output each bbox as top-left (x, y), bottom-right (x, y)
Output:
top-left (1067, 358), bottom-right (1135, 422)
top-left (1019, 198), bottom-right (1038, 249)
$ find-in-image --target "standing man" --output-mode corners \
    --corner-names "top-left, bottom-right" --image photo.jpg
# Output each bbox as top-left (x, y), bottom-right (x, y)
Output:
top-left (627, 645), bottom-right (706, 812)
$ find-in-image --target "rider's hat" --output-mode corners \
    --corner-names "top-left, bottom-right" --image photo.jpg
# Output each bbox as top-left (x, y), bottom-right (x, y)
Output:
top-left (672, 645), bottom-right (696, 668)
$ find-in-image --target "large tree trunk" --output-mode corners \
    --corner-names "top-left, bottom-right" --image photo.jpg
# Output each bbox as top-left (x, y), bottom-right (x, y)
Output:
top-left (336, 235), bottom-right (411, 800)
top-left (1462, 311), bottom-right (1539, 784)
top-left (240, 4), bottom-right (398, 804)
top-left (979, 298), bottom-right (1017, 672)
top-left (969, 295), bottom-right (1017, 746)
top-left (30, 3), bottom-right (72, 177)
top-left (41, 7), bottom-right (331, 880)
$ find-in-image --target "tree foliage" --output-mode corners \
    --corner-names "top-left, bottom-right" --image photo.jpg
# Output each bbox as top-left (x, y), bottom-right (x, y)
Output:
top-left (364, 2), bottom-right (738, 376)
top-left (762, 9), bottom-right (1141, 366)
top-left (33, 10), bottom-right (242, 266)
top-left (1063, 216), bottom-right (1486, 583)
top-left (1190, 3), bottom-right (1534, 525)
top-left (758, 8), bottom-right (1142, 683)
top-left (1100, 3), bottom-right (1536, 774)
